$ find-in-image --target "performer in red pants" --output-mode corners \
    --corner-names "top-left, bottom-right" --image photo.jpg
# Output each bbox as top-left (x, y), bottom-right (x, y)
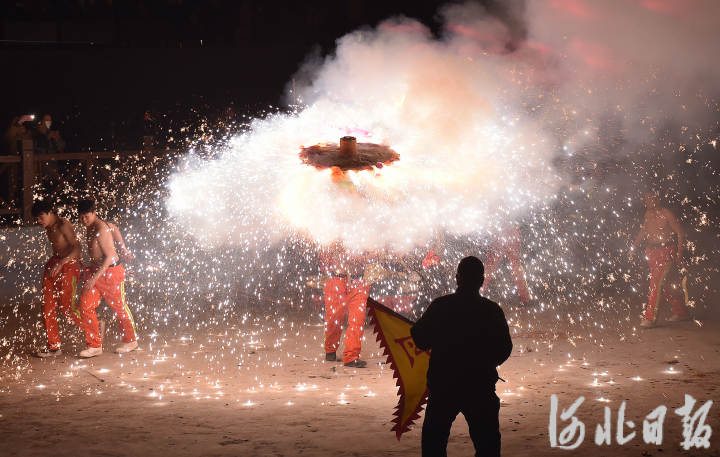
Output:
top-left (320, 242), bottom-right (369, 368)
top-left (76, 199), bottom-right (138, 357)
top-left (631, 192), bottom-right (688, 327)
top-left (78, 262), bottom-right (136, 349)
top-left (32, 201), bottom-right (83, 357)
top-left (480, 224), bottom-right (532, 305)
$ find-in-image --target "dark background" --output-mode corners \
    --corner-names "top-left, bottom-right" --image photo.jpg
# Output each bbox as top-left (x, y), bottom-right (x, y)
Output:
top-left (1, 0), bottom-right (519, 152)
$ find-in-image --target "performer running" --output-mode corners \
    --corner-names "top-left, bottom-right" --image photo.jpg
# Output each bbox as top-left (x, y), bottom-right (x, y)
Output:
top-left (76, 199), bottom-right (138, 357)
top-left (631, 191), bottom-right (688, 328)
top-left (320, 242), bottom-right (369, 368)
top-left (32, 201), bottom-right (82, 357)
top-left (481, 222), bottom-right (534, 306)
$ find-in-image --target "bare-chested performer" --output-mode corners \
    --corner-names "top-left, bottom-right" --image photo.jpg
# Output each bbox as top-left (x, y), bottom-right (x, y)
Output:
top-left (76, 199), bottom-right (138, 357)
top-left (32, 201), bottom-right (83, 357)
top-left (631, 191), bottom-right (688, 328)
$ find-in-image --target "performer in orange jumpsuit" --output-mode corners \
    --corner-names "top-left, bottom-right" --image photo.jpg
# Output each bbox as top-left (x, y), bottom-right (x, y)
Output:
top-left (32, 201), bottom-right (83, 357)
top-left (480, 224), bottom-right (532, 305)
top-left (631, 192), bottom-right (688, 327)
top-left (320, 242), bottom-right (369, 368)
top-left (76, 199), bottom-right (138, 357)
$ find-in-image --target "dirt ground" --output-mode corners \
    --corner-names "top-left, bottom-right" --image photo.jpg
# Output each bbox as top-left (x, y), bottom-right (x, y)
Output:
top-left (0, 300), bottom-right (719, 457)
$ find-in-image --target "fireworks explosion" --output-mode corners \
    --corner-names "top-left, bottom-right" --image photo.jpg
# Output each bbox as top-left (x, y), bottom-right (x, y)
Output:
top-left (1, 1), bottom-right (719, 451)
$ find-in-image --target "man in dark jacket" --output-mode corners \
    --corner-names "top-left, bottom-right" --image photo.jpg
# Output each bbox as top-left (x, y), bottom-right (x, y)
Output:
top-left (411, 256), bottom-right (512, 457)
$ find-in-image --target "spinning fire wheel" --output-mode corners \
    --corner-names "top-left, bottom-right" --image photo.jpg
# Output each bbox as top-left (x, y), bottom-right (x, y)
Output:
top-left (299, 136), bottom-right (400, 171)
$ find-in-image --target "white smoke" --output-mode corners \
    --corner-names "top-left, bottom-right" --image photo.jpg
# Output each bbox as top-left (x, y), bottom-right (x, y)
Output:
top-left (521, 0), bottom-right (720, 143)
top-left (168, 0), bottom-right (719, 252)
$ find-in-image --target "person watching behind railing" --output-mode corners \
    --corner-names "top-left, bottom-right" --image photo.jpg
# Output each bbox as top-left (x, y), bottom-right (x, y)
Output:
top-left (29, 114), bottom-right (66, 199)
top-left (3, 115), bottom-right (32, 155)
top-left (1, 116), bottom-right (33, 206)
top-left (35, 114), bottom-right (65, 154)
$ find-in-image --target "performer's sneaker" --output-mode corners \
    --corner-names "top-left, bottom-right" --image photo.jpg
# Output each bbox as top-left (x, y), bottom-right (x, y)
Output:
top-left (116, 341), bottom-right (139, 354)
top-left (79, 346), bottom-right (103, 358)
top-left (639, 319), bottom-right (656, 329)
top-left (36, 348), bottom-right (62, 358)
top-left (325, 352), bottom-right (337, 362)
top-left (344, 359), bottom-right (367, 368)
top-left (666, 314), bottom-right (691, 322)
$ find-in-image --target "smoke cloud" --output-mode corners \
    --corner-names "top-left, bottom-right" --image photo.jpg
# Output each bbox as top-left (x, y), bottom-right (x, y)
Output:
top-left (168, 0), bottom-right (719, 253)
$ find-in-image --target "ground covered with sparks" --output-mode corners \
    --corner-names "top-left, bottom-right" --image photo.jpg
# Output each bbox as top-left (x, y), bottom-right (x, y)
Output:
top-left (2, 1), bottom-right (720, 455)
top-left (0, 303), bottom-right (718, 456)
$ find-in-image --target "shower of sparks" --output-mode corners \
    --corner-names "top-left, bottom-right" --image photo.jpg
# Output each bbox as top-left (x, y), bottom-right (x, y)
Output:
top-left (0, 1), bottom-right (718, 433)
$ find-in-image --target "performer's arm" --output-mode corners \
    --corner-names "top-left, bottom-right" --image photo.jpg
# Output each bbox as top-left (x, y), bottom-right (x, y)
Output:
top-left (84, 228), bottom-right (117, 292)
top-left (410, 300), bottom-right (439, 351)
top-left (108, 222), bottom-right (132, 258)
top-left (666, 209), bottom-right (685, 260)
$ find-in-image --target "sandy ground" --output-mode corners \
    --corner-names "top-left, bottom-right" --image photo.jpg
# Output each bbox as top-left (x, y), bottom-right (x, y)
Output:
top-left (0, 302), bottom-right (719, 457)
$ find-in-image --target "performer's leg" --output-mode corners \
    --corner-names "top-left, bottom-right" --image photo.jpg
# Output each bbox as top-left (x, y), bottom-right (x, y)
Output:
top-left (463, 391), bottom-right (501, 457)
top-left (323, 277), bottom-right (347, 354)
top-left (378, 295), bottom-right (413, 313)
top-left (377, 296), bottom-right (397, 311)
top-left (42, 264), bottom-right (61, 350)
top-left (507, 243), bottom-right (531, 303)
top-left (668, 290), bottom-right (688, 317)
top-left (422, 390), bottom-right (460, 457)
top-left (97, 267), bottom-right (137, 343)
top-left (342, 279), bottom-right (369, 364)
top-left (394, 295), bottom-right (416, 313)
top-left (480, 246), bottom-right (502, 295)
top-left (78, 279), bottom-right (102, 348)
top-left (58, 262), bottom-right (82, 327)
top-left (662, 254), bottom-right (688, 318)
top-left (644, 247), bottom-right (670, 322)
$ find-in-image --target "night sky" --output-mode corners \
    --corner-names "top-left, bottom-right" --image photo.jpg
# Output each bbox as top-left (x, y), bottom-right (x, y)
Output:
top-left (2, 0), bottom-right (518, 151)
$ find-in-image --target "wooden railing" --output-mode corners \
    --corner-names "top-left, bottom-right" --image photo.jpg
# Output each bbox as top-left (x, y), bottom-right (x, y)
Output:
top-left (0, 139), bottom-right (170, 223)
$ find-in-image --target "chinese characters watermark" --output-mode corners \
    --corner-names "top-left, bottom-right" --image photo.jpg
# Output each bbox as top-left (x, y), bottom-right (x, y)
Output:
top-left (549, 394), bottom-right (713, 450)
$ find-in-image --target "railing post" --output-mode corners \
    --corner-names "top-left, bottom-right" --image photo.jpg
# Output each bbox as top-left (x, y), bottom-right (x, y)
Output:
top-left (86, 156), bottom-right (96, 192)
top-left (21, 139), bottom-right (34, 223)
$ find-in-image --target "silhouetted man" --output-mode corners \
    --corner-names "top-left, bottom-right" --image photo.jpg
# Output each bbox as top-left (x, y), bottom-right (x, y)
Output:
top-left (411, 256), bottom-right (512, 457)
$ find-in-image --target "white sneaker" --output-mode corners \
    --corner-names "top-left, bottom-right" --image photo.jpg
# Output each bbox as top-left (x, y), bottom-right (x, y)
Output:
top-left (79, 346), bottom-right (103, 358)
top-left (116, 340), bottom-right (139, 354)
top-left (639, 319), bottom-right (656, 329)
top-left (36, 348), bottom-right (62, 358)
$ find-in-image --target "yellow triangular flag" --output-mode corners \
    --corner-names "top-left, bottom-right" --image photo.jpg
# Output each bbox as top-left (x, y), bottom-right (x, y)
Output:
top-left (367, 297), bottom-right (430, 439)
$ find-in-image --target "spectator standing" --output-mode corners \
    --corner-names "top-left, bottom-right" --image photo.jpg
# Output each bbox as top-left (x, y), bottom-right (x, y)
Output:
top-left (35, 114), bottom-right (65, 154)
top-left (33, 114), bottom-right (65, 198)
top-left (1, 116), bottom-right (33, 206)
top-left (4, 115), bottom-right (30, 155)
